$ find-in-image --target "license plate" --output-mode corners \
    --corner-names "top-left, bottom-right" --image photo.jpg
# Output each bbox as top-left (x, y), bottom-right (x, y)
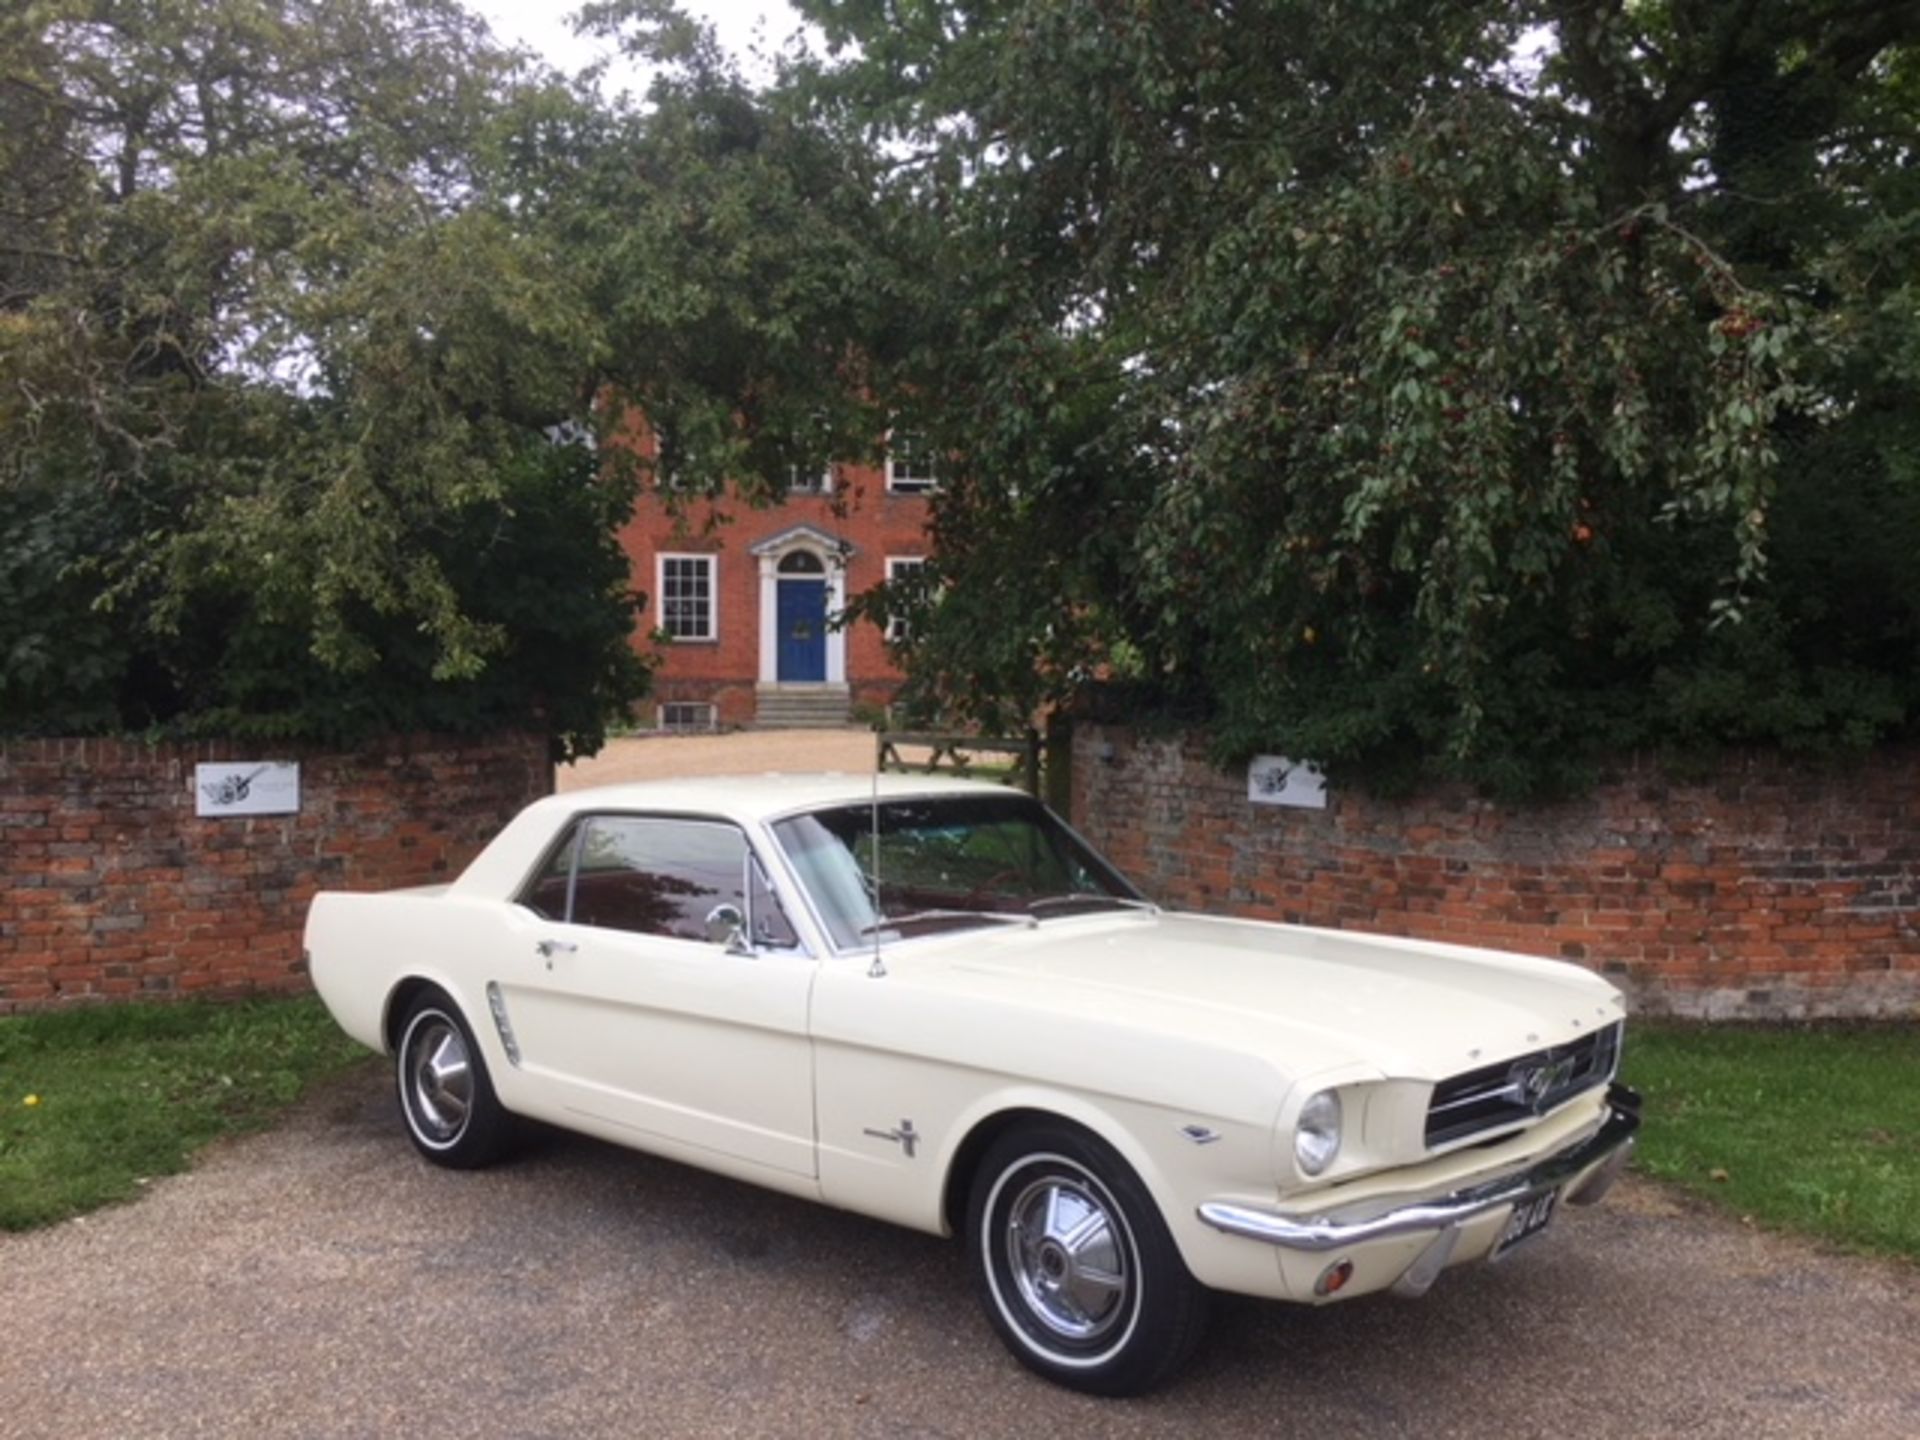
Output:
top-left (1494, 1189), bottom-right (1559, 1257)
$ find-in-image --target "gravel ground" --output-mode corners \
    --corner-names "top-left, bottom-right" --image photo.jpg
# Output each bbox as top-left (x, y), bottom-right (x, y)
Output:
top-left (557, 730), bottom-right (886, 791)
top-left (3, 1063), bottom-right (1918, 1439)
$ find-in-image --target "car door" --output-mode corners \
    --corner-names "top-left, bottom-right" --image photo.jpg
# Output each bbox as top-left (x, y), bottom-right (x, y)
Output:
top-left (498, 812), bottom-right (817, 1178)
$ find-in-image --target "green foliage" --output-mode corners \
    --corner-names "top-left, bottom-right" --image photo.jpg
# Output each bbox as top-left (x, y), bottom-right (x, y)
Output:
top-left (0, 0), bottom-right (895, 755)
top-left (0, 472), bottom-right (131, 733)
top-left (0, 996), bottom-right (368, 1231)
top-left (13, 0), bottom-right (1916, 783)
top-left (511, 4), bottom-right (903, 500)
top-left (1625, 1024), bottom-right (1920, 1263)
top-left (0, 0), bottom-right (644, 753)
top-left (800, 0), bottom-right (1920, 795)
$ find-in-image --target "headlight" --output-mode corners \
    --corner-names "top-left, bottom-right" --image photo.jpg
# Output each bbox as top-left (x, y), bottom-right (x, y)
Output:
top-left (1294, 1089), bottom-right (1342, 1177)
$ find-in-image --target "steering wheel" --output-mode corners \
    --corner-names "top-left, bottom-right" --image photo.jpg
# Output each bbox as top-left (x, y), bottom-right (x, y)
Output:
top-left (964, 868), bottom-right (1025, 902)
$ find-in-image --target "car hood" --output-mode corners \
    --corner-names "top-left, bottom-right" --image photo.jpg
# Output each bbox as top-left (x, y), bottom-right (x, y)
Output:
top-left (932, 909), bottom-right (1625, 1085)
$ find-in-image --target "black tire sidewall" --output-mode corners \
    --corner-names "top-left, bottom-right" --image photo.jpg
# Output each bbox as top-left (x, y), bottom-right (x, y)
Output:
top-left (396, 990), bottom-right (507, 1167)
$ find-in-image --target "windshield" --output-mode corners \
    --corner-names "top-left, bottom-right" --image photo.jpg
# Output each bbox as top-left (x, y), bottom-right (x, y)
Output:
top-left (771, 793), bottom-right (1145, 949)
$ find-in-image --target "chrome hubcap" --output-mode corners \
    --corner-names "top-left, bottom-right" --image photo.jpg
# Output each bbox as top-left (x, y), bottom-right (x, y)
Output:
top-left (1004, 1174), bottom-right (1130, 1342)
top-left (408, 1018), bottom-right (472, 1141)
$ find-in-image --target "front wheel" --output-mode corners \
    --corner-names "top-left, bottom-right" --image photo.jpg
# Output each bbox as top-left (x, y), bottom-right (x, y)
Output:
top-left (395, 990), bottom-right (515, 1169)
top-left (967, 1123), bottom-right (1209, 1395)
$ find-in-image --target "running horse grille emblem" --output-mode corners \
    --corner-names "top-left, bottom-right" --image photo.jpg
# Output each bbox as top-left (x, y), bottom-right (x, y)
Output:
top-left (1513, 1056), bottom-right (1578, 1112)
top-left (863, 1120), bottom-right (921, 1159)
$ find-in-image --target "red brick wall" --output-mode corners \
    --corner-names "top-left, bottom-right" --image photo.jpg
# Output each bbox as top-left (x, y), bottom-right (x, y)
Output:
top-left (1071, 724), bottom-right (1920, 1021)
top-left (0, 733), bottom-right (551, 1012)
top-left (616, 466), bottom-right (932, 725)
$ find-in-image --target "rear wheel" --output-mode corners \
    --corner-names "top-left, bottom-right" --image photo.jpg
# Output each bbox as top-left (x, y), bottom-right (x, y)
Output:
top-left (395, 989), bottom-right (514, 1168)
top-left (967, 1122), bottom-right (1209, 1395)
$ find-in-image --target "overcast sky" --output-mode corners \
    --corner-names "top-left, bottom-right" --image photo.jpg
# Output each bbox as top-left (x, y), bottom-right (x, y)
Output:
top-left (474, 0), bottom-right (811, 92)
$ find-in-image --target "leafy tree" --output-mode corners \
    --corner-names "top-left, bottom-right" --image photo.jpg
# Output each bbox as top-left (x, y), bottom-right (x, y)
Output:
top-left (0, 0), bottom-right (635, 752)
top-left (0, 0), bottom-right (895, 754)
top-left (803, 0), bottom-right (1920, 794)
top-left (527, 0), bottom-right (904, 500)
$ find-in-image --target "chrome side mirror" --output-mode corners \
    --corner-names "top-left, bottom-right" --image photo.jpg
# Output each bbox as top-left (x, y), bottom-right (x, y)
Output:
top-left (704, 902), bottom-right (752, 954)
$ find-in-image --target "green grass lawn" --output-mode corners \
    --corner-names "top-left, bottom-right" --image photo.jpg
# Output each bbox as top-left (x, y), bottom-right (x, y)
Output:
top-left (1623, 1022), bottom-right (1920, 1262)
top-left (0, 995), bottom-right (369, 1231)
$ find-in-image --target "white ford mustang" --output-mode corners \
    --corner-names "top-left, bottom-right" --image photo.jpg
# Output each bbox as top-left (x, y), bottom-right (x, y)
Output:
top-left (306, 773), bottom-right (1639, 1395)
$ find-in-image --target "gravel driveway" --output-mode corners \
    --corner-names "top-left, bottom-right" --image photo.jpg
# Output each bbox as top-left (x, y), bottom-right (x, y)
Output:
top-left (557, 730), bottom-right (885, 791)
top-left (4, 1063), bottom-right (1917, 1439)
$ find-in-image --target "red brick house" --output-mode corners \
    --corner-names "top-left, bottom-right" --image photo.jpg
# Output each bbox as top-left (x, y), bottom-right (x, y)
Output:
top-left (615, 443), bottom-right (934, 728)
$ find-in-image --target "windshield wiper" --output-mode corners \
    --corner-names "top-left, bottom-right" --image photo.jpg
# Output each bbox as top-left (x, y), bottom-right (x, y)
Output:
top-left (1025, 894), bottom-right (1160, 916)
top-left (860, 908), bottom-right (1037, 936)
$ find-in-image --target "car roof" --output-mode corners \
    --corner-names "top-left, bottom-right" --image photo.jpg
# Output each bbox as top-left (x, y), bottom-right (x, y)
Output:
top-left (542, 770), bottom-right (1027, 824)
top-left (454, 772), bottom-right (1036, 899)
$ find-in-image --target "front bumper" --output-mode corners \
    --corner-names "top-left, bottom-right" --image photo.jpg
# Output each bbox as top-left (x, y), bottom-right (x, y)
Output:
top-left (1197, 1084), bottom-right (1640, 1286)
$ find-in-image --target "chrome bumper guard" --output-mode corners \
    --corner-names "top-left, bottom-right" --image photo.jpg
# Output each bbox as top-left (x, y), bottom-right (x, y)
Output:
top-left (1198, 1083), bottom-right (1642, 1256)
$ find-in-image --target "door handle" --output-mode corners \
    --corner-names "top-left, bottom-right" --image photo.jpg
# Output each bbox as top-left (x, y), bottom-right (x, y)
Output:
top-left (534, 939), bottom-right (578, 960)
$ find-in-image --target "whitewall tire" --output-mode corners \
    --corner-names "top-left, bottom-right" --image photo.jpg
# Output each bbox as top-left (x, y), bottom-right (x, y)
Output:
top-left (966, 1122), bottom-right (1209, 1395)
top-left (395, 989), bottom-right (515, 1169)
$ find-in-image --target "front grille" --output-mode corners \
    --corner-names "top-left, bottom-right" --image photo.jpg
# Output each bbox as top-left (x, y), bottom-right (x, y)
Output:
top-left (1424, 1022), bottom-right (1621, 1149)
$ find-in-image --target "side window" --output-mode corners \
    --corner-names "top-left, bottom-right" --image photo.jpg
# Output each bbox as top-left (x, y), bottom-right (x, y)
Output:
top-left (521, 814), bottom-right (803, 948)
top-left (568, 817), bottom-right (746, 941)
top-left (749, 856), bottom-right (800, 949)
top-left (523, 823), bottom-right (581, 921)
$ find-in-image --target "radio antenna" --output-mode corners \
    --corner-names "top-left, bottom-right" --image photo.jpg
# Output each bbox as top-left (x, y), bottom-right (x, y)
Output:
top-left (868, 761), bottom-right (886, 978)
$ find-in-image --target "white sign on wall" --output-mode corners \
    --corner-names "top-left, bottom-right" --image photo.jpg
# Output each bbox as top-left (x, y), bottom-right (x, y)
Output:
top-left (1247, 755), bottom-right (1328, 810)
top-left (194, 762), bottom-right (300, 817)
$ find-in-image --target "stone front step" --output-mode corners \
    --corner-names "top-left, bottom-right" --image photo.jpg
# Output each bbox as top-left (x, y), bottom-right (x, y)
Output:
top-left (754, 711), bottom-right (853, 729)
top-left (754, 686), bottom-right (852, 729)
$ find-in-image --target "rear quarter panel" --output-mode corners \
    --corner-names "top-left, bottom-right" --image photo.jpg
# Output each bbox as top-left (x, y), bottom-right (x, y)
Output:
top-left (305, 889), bottom-right (509, 1062)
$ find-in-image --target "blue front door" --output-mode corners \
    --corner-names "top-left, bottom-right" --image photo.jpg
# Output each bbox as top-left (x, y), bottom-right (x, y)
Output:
top-left (776, 579), bottom-right (828, 682)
